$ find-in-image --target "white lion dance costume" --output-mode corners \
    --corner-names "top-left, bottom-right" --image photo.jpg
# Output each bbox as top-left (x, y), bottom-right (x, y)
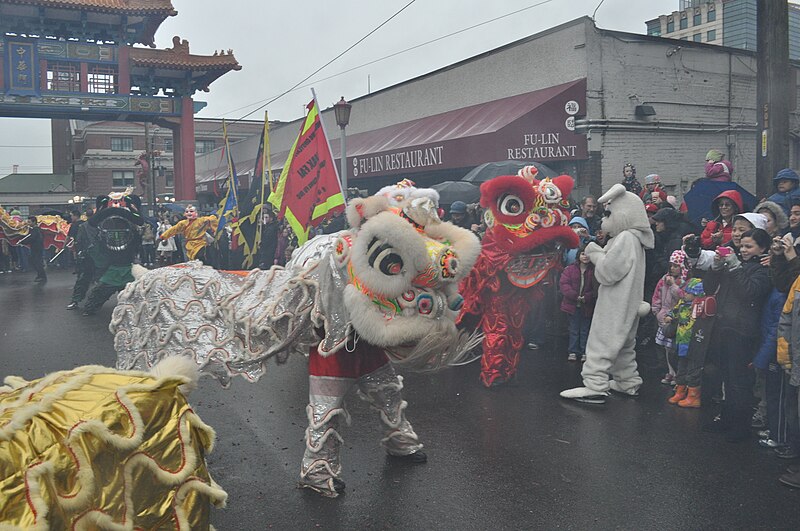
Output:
top-left (112, 188), bottom-right (480, 497)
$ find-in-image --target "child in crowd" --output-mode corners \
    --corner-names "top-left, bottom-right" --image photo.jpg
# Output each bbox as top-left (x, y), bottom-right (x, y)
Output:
top-left (640, 174), bottom-right (664, 204)
top-left (652, 250), bottom-right (689, 385)
top-left (559, 243), bottom-right (597, 362)
top-left (702, 228), bottom-right (772, 442)
top-left (767, 168), bottom-right (800, 216)
top-left (704, 149), bottom-right (733, 181)
top-left (621, 162), bottom-right (642, 195)
top-left (666, 278), bottom-right (706, 407)
top-left (563, 217), bottom-right (593, 265)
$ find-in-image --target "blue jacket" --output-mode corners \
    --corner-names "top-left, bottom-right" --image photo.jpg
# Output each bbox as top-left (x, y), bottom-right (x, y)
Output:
top-left (767, 188), bottom-right (800, 216)
top-left (754, 288), bottom-right (787, 370)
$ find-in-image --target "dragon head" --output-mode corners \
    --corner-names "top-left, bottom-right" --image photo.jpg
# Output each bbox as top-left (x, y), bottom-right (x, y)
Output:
top-left (480, 166), bottom-right (579, 287)
top-left (89, 188), bottom-right (144, 253)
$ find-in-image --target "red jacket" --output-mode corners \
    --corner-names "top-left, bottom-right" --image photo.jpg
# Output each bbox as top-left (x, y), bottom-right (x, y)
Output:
top-left (700, 189), bottom-right (743, 249)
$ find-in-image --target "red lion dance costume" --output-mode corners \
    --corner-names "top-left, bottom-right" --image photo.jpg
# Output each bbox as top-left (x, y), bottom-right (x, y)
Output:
top-left (458, 167), bottom-right (579, 387)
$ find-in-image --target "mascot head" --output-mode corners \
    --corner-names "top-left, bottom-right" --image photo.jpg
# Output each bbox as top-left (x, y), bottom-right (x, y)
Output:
top-left (597, 184), bottom-right (655, 252)
top-left (89, 188), bottom-right (144, 252)
top-left (184, 205), bottom-right (199, 220)
top-left (598, 183), bottom-right (654, 246)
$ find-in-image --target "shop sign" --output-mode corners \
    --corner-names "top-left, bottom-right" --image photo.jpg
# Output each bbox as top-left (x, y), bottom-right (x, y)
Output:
top-left (504, 98), bottom-right (586, 161)
top-left (352, 145), bottom-right (444, 178)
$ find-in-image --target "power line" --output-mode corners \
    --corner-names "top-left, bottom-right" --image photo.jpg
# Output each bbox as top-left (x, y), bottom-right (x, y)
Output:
top-left (219, 0), bottom-right (418, 128)
top-left (0, 145), bottom-right (52, 148)
top-left (216, 0), bottom-right (557, 119)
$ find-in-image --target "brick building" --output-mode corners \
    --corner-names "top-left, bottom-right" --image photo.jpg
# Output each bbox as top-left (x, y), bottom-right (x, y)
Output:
top-left (52, 118), bottom-right (263, 211)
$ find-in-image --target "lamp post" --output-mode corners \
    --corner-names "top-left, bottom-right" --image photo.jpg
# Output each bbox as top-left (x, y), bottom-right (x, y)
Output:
top-left (333, 96), bottom-right (352, 198)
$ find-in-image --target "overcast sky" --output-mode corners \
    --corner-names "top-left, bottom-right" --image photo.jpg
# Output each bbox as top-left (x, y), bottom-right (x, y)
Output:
top-left (0, 0), bottom-right (728, 174)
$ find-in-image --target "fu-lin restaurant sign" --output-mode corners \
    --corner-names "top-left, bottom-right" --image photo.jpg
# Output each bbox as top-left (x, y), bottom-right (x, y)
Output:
top-left (346, 79), bottom-right (588, 179)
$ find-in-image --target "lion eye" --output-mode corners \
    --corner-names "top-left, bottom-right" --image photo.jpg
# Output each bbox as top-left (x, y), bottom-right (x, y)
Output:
top-left (417, 294), bottom-right (433, 315)
top-left (367, 237), bottom-right (404, 276)
top-left (498, 194), bottom-right (524, 216)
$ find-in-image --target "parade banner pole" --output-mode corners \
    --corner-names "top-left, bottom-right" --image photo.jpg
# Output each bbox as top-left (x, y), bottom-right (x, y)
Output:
top-left (310, 88), bottom-right (347, 204)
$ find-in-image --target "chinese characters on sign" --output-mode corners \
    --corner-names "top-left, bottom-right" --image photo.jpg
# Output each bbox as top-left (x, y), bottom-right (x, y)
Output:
top-left (6, 40), bottom-right (39, 96)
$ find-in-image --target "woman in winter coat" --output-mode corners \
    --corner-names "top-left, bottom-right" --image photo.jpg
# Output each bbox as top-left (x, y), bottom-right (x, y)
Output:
top-left (700, 189), bottom-right (744, 250)
top-left (559, 243), bottom-right (597, 363)
top-left (755, 200), bottom-right (789, 238)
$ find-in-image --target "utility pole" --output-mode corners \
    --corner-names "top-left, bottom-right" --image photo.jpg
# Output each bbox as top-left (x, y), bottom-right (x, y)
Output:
top-left (756, 0), bottom-right (791, 199)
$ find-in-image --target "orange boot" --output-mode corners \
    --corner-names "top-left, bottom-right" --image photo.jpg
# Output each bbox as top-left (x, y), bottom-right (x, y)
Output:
top-left (668, 385), bottom-right (688, 404)
top-left (678, 386), bottom-right (701, 408)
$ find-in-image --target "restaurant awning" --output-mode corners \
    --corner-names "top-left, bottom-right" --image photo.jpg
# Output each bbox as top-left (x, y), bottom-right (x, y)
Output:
top-left (342, 78), bottom-right (588, 181)
top-left (195, 78), bottom-right (588, 192)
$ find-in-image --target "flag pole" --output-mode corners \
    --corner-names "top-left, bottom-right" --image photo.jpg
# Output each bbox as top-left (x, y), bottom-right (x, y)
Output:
top-left (310, 87), bottom-right (347, 205)
top-left (255, 110), bottom-right (270, 263)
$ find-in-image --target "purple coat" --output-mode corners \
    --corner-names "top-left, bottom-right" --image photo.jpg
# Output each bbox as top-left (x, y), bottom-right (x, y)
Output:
top-left (559, 262), bottom-right (597, 316)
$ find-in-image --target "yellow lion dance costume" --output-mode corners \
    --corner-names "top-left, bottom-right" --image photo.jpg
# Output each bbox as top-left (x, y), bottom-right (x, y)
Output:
top-left (0, 358), bottom-right (226, 530)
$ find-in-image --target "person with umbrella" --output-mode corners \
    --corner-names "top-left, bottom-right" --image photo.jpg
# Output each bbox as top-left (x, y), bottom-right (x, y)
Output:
top-left (700, 190), bottom-right (743, 250)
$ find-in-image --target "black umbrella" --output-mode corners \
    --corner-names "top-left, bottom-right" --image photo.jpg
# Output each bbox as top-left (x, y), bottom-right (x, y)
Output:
top-left (461, 160), bottom-right (559, 183)
top-left (430, 181), bottom-right (481, 205)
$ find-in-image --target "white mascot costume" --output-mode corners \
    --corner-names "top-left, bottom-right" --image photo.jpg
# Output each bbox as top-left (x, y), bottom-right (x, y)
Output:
top-left (560, 184), bottom-right (654, 403)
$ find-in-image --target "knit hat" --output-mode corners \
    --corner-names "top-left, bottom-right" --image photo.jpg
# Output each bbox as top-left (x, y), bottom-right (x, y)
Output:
top-left (754, 200), bottom-right (789, 230)
top-left (706, 149), bottom-right (724, 163)
top-left (568, 216), bottom-right (590, 230)
top-left (669, 249), bottom-right (689, 281)
top-left (733, 212), bottom-right (768, 231)
top-left (774, 168), bottom-right (800, 183)
top-left (449, 201), bottom-right (466, 214)
top-left (684, 277), bottom-right (704, 296)
top-left (645, 203), bottom-right (659, 214)
top-left (644, 174), bottom-right (661, 185)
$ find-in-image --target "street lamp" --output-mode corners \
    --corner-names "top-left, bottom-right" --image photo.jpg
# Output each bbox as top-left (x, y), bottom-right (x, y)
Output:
top-left (333, 96), bottom-right (352, 198)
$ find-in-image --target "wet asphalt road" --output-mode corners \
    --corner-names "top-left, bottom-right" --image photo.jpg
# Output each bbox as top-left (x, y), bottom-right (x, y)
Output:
top-left (2, 269), bottom-right (799, 530)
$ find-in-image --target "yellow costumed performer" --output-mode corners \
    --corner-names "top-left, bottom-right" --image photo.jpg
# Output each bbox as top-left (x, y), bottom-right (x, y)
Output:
top-left (159, 206), bottom-right (218, 264)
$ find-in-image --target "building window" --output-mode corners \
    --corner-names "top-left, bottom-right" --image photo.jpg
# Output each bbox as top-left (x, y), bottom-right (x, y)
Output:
top-left (708, 6), bottom-right (716, 22)
top-left (163, 138), bottom-right (173, 153)
top-left (667, 18), bottom-right (675, 33)
top-left (647, 20), bottom-right (661, 36)
top-left (165, 170), bottom-right (174, 188)
top-left (707, 29), bottom-right (716, 42)
top-left (195, 140), bottom-right (215, 154)
top-left (694, 9), bottom-right (702, 26)
top-left (693, 33), bottom-right (702, 42)
top-left (46, 61), bottom-right (80, 92)
top-left (111, 137), bottom-right (133, 152)
top-left (87, 65), bottom-right (118, 94)
top-left (112, 170), bottom-right (135, 188)
top-left (680, 13), bottom-right (688, 30)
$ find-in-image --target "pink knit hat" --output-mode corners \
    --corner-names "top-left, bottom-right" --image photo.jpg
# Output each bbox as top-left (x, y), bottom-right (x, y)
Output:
top-left (669, 249), bottom-right (689, 281)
